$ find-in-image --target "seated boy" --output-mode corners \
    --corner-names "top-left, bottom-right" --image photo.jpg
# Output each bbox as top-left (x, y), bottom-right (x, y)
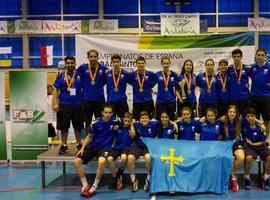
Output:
top-left (73, 104), bottom-right (120, 198)
top-left (242, 107), bottom-right (270, 190)
top-left (107, 112), bottom-right (134, 190)
top-left (127, 111), bottom-right (159, 192)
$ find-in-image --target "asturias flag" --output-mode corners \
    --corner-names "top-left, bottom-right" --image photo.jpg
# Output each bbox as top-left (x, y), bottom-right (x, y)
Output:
top-left (142, 138), bottom-right (233, 194)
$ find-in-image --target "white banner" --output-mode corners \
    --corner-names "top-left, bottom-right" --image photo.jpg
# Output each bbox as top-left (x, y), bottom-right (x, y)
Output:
top-left (0, 21), bottom-right (8, 34)
top-left (15, 20), bottom-right (43, 33)
top-left (248, 18), bottom-right (270, 31)
top-left (42, 20), bottom-right (81, 33)
top-left (161, 13), bottom-right (200, 35)
top-left (89, 19), bottom-right (118, 33)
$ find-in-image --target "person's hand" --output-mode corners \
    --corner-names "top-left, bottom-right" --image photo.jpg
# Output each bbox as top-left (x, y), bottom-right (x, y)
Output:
top-left (246, 139), bottom-right (253, 145)
top-left (53, 103), bottom-right (59, 112)
top-left (76, 147), bottom-right (84, 157)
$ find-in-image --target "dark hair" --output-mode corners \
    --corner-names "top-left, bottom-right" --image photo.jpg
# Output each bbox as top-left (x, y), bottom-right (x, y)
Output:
top-left (205, 58), bottom-right (215, 67)
top-left (161, 56), bottom-right (171, 64)
top-left (124, 112), bottom-right (133, 119)
top-left (111, 54), bottom-right (122, 61)
top-left (245, 107), bottom-right (257, 116)
top-left (232, 49), bottom-right (243, 57)
top-left (218, 59), bottom-right (228, 66)
top-left (103, 104), bottom-right (113, 111)
top-left (206, 107), bottom-right (217, 118)
top-left (139, 111), bottom-right (149, 118)
top-left (136, 56), bottom-right (146, 63)
top-left (87, 49), bottom-right (99, 57)
top-left (223, 105), bottom-right (241, 140)
top-left (64, 56), bottom-right (75, 63)
top-left (256, 48), bottom-right (267, 55)
top-left (181, 106), bottom-right (192, 115)
top-left (180, 59), bottom-right (194, 75)
top-left (160, 111), bottom-right (169, 119)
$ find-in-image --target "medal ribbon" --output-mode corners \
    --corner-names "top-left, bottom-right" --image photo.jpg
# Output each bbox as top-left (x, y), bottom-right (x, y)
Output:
top-left (88, 63), bottom-right (98, 83)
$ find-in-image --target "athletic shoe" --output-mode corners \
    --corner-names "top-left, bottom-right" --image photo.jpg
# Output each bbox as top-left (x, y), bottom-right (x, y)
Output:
top-left (88, 186), bottom-right (96, 198)
top-left (58, 145), bottom-right (68, 154)
top-left (144, 178), bottom-right (150, 191)
top-left (76, 143), bottom-right (82, 151)
top-left (80, 186), bottom-right (90, 197)
top-left (263, 178), bottom-right (270, 191)
top-left (230, 178), bottom-right (239, 192)
top-left (130, 179), bottom-right (139, 192)
top-left (244, 177), bottom-right (251, 190)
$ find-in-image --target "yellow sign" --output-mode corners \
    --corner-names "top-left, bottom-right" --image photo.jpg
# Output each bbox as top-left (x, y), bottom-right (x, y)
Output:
top-left (160, 148), bottom-right (184, 176)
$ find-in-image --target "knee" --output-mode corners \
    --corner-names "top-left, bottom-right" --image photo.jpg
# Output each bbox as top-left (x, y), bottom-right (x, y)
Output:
top-left (245, 156), bottom-right (253, 162)
top-left (127, 155), bottom-right (135, 164)
top-left (98, 157), bottom-right (107, 167)
top-left (120, 154), bottom-right (127, 162)
top-left (235, 153), bottom-right (245, 163)
top-left (74, 158), bottom-right (82, 167)
top-left (144, 153), bottom-right (150, 161)
top-left (107, 156), bottom-right (114, 164)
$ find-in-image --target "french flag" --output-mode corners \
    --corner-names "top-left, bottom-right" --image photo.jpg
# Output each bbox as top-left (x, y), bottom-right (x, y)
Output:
top-left (40, 45), bottom-right (53, 67)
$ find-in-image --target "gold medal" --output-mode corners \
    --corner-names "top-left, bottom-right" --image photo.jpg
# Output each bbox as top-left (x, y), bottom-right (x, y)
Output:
top-left (164, 88), bottom-right (169, 91)
top-left (205, 71), bottom-right (214, 94)
top-left (187, 89), bottom-right (191, 94)
top-left (67, 87), bottom-right (71, 92)
top-left (184, 73), bottom-right (192, 94)
top-left (114, 88), bottom-right (119, 92)
top-left (222, 88), bottom-right (226, 92)
top-left (207, 89), bottom-right (211, 93)
top-left (137, 71), bottom-right (145, 93)
top-left (91, 80), bottom-right (95, 85)
top-left (233, 64), bottom-right (243, 84)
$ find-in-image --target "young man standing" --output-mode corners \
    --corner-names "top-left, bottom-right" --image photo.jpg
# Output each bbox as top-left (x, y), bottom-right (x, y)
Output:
top-left (127, 56), bottom-right (157, 120)
top-left (53, 56), bottom-right (83, 154)
top-left (106, 54), bottom-right (129, 118)
top-left (227, 49), bottom-right (251, 116)
top-left (77, 49), bottom-right (108, 131)
top-left (73, 104), bottom-right (120, 198)
top-left (249, 48), bottom-right (270, 138)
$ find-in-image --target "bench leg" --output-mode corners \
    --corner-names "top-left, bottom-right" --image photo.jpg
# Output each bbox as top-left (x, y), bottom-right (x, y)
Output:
top-left (63, 161), bottom-right (66, 175)
top-left (258, 160), bottom-right (262, 186)
top-left (41, 161), bottom-right (46, 188)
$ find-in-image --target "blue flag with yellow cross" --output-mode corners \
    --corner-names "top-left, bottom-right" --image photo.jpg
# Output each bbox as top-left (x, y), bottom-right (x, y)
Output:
top-left (142, 138), bottom-right (233, 194)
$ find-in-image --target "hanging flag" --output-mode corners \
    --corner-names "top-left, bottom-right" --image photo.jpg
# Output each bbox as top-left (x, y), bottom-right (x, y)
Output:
top-left (40, 45), bottom-right (53, 67)
top-left (142, 138), bottom-right (233, 194)
top-left (0, 47), bottom-right (12, 67)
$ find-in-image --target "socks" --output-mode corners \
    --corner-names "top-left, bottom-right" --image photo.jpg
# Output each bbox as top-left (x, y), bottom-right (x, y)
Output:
top-left (80, 177), bottom-right (88, 187)
top-left (244, 174), bottom-right (250, 179)
top-left (130, 174), bottom-right (135, 182)
top-left (264, 174), bottom-right (270, 180)
top-left (92, 178), bottom-right (100, 190)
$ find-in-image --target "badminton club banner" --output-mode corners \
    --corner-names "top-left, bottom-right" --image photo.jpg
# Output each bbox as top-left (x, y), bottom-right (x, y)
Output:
top-left (0, 72), bottom-right (7, 160)
top-left (9, 71), bottom-right (48, 160)
top-left (76, 32), bottom-right (255, 74)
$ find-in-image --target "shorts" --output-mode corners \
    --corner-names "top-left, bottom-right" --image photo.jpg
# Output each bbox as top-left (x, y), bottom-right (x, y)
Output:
top-left (250, 96), bottom-right (270, 121)
top-left (129, 145), bottom-right (149, 159)
top-left (56, 104), bottom-right (84, 131)
top-left (244, 143), bottom-right (270, 160)
top-left (108, 148), bottom-right (129, 160)
top-left (48, 123), bottom-right (56, 137)
top-left (79, 147), bottom-right (108, 164)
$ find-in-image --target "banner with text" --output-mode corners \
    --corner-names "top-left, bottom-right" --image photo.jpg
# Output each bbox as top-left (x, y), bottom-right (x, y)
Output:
top-left (10, 71), bottom-right (48, 160)
top-left (89, 19), bottom-right (118, 33)
top-left (248, 18), bottom-right (270, 31)
top-left (76, 33), bottom-right (254, 109)
top-left (0, 72), bottom-right (7, 160)
top-left (161, 13), bottom-right (200, 35)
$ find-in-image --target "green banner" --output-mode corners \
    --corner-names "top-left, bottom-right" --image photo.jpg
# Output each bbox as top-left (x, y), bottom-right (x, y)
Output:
top-left (9, 72), bottom-right (48, 160)
top-left (0, 72), bottom-right (7, 160)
